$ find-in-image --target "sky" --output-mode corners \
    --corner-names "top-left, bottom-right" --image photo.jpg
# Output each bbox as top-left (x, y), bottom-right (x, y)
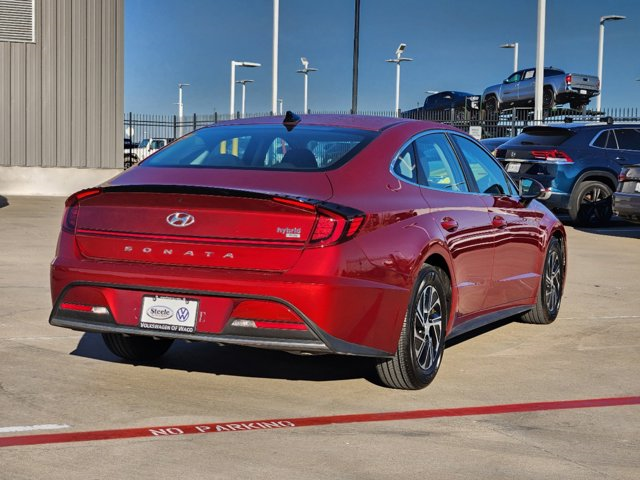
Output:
top-left (125, 0), bottom-right (640, 115)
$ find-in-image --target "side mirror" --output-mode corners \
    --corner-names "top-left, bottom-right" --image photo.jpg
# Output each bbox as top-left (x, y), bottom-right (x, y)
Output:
top-left (518, 178), bottom-right (544, 204)
top-left (503, 79), bottom-right (508, 84)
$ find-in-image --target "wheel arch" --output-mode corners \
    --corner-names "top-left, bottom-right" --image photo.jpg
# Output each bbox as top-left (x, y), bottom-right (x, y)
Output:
top-left (570, 169), bottom-right (618, 198)
top-left (421, 244), bottom-right (457, 336)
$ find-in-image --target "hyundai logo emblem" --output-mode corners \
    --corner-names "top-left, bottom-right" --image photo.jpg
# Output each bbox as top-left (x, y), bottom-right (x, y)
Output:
top-left (166, 212), bottom-right (195, 227)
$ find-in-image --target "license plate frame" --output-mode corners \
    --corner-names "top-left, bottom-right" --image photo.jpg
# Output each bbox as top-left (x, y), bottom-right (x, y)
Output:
top-left (139, 295), bottom-right (199, 333)
top-left (506, 162), bottom-right (521, 173)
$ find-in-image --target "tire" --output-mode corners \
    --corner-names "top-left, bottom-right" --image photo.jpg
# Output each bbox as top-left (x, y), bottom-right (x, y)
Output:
top-left (569, 180), bottom-right (613, 227)
top-left (543, 88), bottom-right (556, 110)
top-left (375, 264), bottom-right (450, 390)
top-left (484, 96), bottom-right (499, 118)
top-left (102, 333), bottom-right (174, 361)
top-left (520, 236), bottom-right (565, 325)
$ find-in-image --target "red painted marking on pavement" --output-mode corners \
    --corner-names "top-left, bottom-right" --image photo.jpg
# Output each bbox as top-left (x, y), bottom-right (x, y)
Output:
top-left (1, 395), bottom-right (638, 449)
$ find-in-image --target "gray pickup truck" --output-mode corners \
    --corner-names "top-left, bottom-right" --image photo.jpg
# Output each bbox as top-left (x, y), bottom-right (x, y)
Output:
top-left (482, 67), bottom-right (600, 114)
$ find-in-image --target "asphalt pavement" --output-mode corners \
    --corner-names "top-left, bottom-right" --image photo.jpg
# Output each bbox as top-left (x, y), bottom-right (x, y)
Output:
top-left (1, 196), bottom-right (639, 479)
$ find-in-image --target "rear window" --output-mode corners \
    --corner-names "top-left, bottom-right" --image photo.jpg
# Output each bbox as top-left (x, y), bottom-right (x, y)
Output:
top-left (502, 127), bottom-right (574, 147)
top-left (141, 125), bottom-right (377, 170)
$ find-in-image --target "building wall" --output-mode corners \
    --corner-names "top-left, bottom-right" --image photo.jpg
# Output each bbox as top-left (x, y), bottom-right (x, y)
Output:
top-left (0, 0), bottom-right (124, 169)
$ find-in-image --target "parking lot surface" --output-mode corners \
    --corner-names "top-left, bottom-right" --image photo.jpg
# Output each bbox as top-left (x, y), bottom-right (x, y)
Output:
top-left (1, 196), bottom-right (639, 479)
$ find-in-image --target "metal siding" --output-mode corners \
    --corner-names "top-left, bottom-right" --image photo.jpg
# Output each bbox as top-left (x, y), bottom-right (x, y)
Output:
top-left (41, 0), bottom-right (57, 167)
top-left (1, 0), bottom-right (122, 169)
top-left (114, 0), bottom-right (123, 169)
top-left (0, 42), bottom-right (10, 166)
top-left (85, 0), bottom-right (101, 168)
top-left (25, 0), bottom-right (42, 167)
top-left (56, 0), bottom-right (71, 167)
top-left (10, 43), bottom-right (26, 166)
top-left (71, 0), bottom-right (87, 167)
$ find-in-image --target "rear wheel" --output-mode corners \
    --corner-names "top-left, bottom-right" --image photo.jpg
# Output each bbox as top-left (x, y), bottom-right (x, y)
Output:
top-left (520, 237), bottom-right (565, 324)
top-left (375, 265), bottom-right (449, 390)
top-left (484, 96), bottom-right (499, 118)
top-left (102, 333), bottom-right (174, 361)
top-left (569, 180), bottom-right (613, 227)
top-left (543, 88), bottom-right (556, 110)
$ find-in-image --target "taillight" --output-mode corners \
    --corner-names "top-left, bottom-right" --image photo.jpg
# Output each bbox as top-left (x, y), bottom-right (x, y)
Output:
top-left (565, 74), bottom-right (572, 85)
top-left (619, 169), bottom-right (629, 182)
top-left (495, 149), bottom-right (507, 158)
top-left (530, 150), bottom-right (573, 163)
top-left (62, 187), bottom-right (102, 233)
top-left (272, 196), bottom-right (366, 247)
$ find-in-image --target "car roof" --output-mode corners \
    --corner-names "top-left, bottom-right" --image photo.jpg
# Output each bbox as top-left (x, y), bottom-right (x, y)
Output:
top-left (524, 122), bottom-right (640, 132)
top-left (209, 114), bottom-right (452, 133)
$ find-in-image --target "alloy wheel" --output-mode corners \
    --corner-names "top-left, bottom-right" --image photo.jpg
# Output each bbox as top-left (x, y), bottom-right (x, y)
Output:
top-left (579, 185), bottom-right (611, 224)
top-left (544, 249), bottom-right (562, 313)
top-left (413, 284), bottom-right (443, 371)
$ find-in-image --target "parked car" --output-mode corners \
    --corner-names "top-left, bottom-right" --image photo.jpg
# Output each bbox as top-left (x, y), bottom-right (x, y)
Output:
top-left (614, 164), bottom-right (640, 223)
top-left (483, 67), bottom-right (600, 115)
top-left (494, 122), bottom-right (640, 226)
top-left (480, 136), bottom-right (511, 155)
top-left (49, 114), bottom-right (566, 390)
top-left (403, 91), bottom-right (480, 120)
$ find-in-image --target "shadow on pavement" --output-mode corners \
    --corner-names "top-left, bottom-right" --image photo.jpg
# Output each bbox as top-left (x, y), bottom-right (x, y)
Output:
top-left (72, 332), bottom-right (376, 383)
top-left (557, 214), bottom-right (640, 239)
top-left (0, 196), bottom-right (8, 208)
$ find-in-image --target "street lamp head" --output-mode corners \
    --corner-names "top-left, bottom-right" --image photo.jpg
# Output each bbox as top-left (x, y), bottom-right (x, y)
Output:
top-left (301, 57), bottom-right (309, 68)
top-left (236, 79), bottom-right (254, 85)
top-left (240, 61), bottom-right (261, 68)
top-left (601, 15), bottom-right (626, 24)
top-left (499, 43), bottom-right (516, 49)
top-left (178, 83), bottom-right (190, 87)
top-left (396, 43), bottom-right (406, 56)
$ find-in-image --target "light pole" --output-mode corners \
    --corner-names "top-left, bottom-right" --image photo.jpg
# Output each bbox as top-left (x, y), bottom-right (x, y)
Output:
top-left (385, 43), bottom-right (413, 116)
top-left (230, 61), bottom-right (260, 117)
top-left (296, 57), bottom-right (318, 114)
top-left (236, 80), bottom-right (254, 118)
top-left (596, 15), bottom-right (626, 112)
top-left (534, 0), bottom-right (546, 122)
top-left (272, 0), bottom-right (279, 115)
top-left (499, 42), bottom-right (519, 72)
top-left (177, 83), bottom-right (190, 137)
top-left (278, 98), bottom-right (283, 115)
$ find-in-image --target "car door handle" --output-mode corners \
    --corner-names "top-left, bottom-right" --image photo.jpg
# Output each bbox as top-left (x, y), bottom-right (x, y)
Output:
top-left (440, 217), bottom-right (459, 232)
top-left (492, 216), bottom-right (507, 228)
top-left (615, 157), bottom-right (626, 163)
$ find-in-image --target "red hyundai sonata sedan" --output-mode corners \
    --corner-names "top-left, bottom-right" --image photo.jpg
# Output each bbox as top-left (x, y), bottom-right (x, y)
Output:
top-left (50, 114), bottom-right (566, 389)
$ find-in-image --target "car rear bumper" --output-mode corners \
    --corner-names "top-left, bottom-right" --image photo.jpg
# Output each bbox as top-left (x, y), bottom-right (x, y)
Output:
top-left (613, 192), bottom-right (640, 222)
top-left (50, 257), bottom-right (408, 357)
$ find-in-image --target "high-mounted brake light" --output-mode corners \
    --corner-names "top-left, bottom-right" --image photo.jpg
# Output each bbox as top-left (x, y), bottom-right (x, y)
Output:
top-left (530, 150), bottom-right (573, 163)
top-left (62, 187), bottom-right (102, 232)
top-left (565, 74), bottom-right (572, 85)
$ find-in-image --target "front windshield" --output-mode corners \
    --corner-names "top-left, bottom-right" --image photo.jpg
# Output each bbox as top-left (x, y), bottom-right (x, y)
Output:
top-left (141, 125), bottom-right (377, 170)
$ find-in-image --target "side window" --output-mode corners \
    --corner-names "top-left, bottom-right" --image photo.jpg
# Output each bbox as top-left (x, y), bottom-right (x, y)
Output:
top-left (452, 134), bottom-right (514, 196)
top-left (615, 129), bottom-right (640, 151)
top-left (523, 70), bottom-right (535, 80)
top-left (606, 131), bottom-right (619, 149)
top-left (414, 134), bottom-right (468, 192)
top-left (392, 144), bottom-right (417, 182)
top-left (592, 131), bottom-right (608, 148)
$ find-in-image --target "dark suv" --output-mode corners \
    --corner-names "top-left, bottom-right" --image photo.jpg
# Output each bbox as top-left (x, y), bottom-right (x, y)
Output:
top-left (494, 122), bottom-right (640, 226)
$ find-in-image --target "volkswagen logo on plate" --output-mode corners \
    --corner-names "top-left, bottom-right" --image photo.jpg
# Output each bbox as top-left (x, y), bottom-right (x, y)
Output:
top-left (166, 212), bottom-right (195, 227)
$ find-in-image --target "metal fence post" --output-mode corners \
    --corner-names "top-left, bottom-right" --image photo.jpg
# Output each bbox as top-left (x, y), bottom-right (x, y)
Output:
top-left (193, 113), bottom-right (197, 132)
top-left (173, 115), bottom-right (177, 140)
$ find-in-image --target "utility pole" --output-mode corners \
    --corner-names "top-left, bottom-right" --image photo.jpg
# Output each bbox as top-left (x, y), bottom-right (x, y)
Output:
top-left (351, 0), bottom-right (360, 114)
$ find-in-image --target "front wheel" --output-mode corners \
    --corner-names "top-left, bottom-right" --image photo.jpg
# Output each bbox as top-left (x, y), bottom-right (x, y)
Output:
top-left (375, 265), bottom-right (449, 390)
top-left (520, 236), bottom-right (565, 325)
top-left (569, 180), bottom-right (613, 227)
top-left (102, 333), bottom-right (174, 361)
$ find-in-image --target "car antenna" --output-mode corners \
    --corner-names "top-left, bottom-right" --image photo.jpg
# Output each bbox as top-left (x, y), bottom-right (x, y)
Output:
top-left (283, 111), bottom-right (301, 131)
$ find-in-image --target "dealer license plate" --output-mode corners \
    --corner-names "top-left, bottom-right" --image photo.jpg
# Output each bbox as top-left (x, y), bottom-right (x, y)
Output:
top-left (140, 295), bottom-right (198, 333)
top-left (635, 182), bottom-right (640, 193)
top-left (506, 162), bottom-right (521, 173)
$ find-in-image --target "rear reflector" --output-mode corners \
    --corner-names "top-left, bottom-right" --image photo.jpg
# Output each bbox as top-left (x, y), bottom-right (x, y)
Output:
top-left (60, 303), bottom-right (109, 314)
top-left (565, 74), bottom-right (572, 85)
top-left (230, 319), bottom-right (308, 331)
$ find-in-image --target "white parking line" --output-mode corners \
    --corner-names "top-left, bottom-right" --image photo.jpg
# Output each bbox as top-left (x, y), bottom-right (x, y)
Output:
top-left (0, 424), bottom-right (70, 434)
